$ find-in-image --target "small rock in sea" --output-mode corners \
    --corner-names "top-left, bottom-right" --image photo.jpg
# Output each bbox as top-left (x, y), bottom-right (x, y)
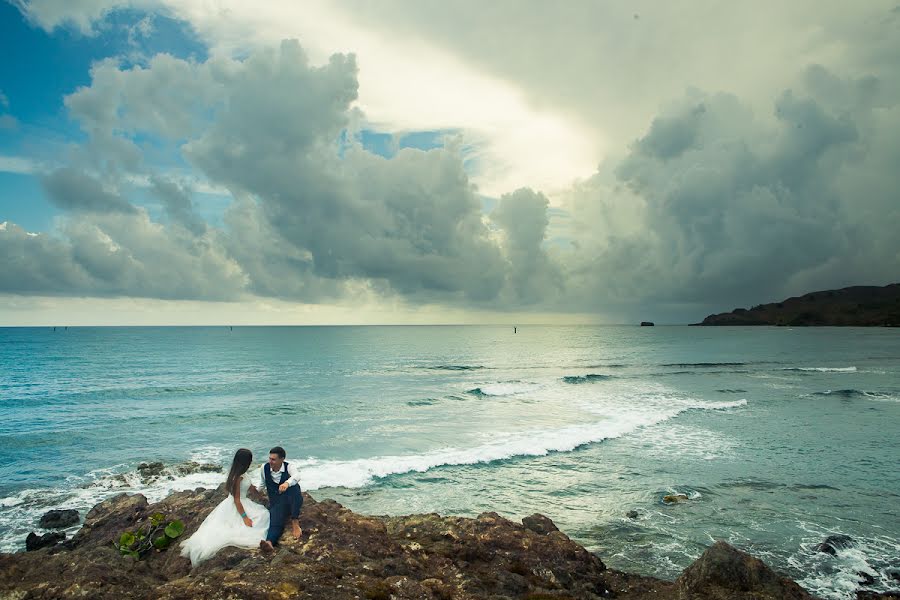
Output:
top-left (857, 571), bottom-right (876, 586)
top-left (173, 461), bottom-right (223, 476)
top-left (137, 461), bottom-right (165, 480)
top-left (626, 510), bottom-right (640, 519)
top-left (888, 569), bottom-right (900, 583)
top-left (521, 513), bottom-right (559, 535)
top-left (814, 534), bottom-right (854, 555)
top-left (38, 509), bottom-right (79, 529)
top-left (25, 531), bottom-right (65, 551)
top-left (662, 494), bottom-right (689, 505)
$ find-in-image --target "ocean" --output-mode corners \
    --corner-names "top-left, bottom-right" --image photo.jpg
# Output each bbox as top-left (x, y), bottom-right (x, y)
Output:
top-left (0, 325), bottom-right (897, 598)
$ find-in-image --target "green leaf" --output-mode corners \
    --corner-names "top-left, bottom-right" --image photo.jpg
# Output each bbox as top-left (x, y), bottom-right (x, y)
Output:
top-left (164, 520), bottom-right (185, 538)
top-left (152, 535), bottom-right (171, 549)
top-left (128, 550), bottom-right (140, 559)
top-left (119, 532), bottom-right (136, 548)
top-left (150, 512), bottom-right (165, 527)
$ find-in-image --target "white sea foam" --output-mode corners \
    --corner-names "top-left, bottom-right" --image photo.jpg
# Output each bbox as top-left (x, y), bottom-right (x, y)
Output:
top-left (295, 398), bottom-right (746, 491)
top-left (789, 523), bottom-right (900, 600)
top-left (790, 367), bottom-right (858, 372)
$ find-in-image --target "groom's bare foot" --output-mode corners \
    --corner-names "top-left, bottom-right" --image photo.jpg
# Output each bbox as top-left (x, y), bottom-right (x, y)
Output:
top-left (291, 521), bottom-right (302, 539)
top-left (259, 540), bottom-right (274, 554)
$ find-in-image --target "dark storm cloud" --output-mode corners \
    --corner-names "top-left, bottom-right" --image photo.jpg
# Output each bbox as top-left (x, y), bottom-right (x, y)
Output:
top-left (562, 66), bottom-right (900, 317)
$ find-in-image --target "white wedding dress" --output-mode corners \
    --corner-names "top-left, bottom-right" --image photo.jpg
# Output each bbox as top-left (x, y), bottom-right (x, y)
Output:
top-left (180, 475), bottom-right (270, 566)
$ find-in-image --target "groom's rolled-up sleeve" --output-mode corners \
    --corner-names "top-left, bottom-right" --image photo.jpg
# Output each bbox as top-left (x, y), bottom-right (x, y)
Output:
top-left (258, 466), bottom-right (266, 490)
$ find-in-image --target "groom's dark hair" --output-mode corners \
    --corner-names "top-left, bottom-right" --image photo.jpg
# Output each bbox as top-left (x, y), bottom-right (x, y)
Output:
top-left (270, 446), bottom-right (286, 459)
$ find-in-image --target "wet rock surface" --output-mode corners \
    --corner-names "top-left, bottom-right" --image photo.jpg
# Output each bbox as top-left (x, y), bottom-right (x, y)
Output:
top-left (0, 488), bottom-right (826, 599)
top-left (24, 531), bottom-right (65, 552)
top-left (814, 534), bottom-right (854, 556)
top-left (38, 508), bottom-right (80, 529)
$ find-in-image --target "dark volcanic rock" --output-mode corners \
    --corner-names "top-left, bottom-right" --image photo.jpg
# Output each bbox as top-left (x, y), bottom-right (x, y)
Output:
top-left (522, 513), bottom-right (560, 535)
top-left (137, 461), bottom-right (165, 480)
top-left (39, 508), bottom-right (80, 529)
top-left (694, 283), bottom-right (900, 326)
top-left (815, 534), bottom-right (854, 556)
top-left (626, 510), bottom-right (640, 519)
top-left (25, 531), bottom-right (65, 551)
top-left (0, 488), bottom-right (823, 600)
top-left (677, 540), bottom-right (816, 599)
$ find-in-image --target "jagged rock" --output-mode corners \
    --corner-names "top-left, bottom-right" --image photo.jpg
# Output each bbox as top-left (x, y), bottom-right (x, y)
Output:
top-left (677, 540), bottom-right (815, 599)
top-left (137, 462), bottom-right (165, 480)
top-left (25, 531), bottom-right (65, 551)
top-left (857, 592), bottom-right (900, 599)
top-left (136, 461), bottom-right (221, 485)
top-left (39, 509), bottom-right (80, 529)
top-left (522, 513), bottom-right (559, 535)
top-left (814, 534), bottom-right (854, 555)
top-left (626, 510), bottom-right (640, 519)
top-left (0, 489), bottom-right (823, 600)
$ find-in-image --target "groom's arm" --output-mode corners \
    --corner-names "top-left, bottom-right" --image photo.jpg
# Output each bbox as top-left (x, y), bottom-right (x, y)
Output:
top-left (277, 463), bottom-right (301, 492)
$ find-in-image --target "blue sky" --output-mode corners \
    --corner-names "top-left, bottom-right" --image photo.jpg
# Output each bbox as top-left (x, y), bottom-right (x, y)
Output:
top-left (0, 2), bottom-right (209, 230)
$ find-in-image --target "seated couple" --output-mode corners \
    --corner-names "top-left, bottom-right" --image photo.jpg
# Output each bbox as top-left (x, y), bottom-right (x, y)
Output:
top-left (180, 446), bottom-right (303, 566)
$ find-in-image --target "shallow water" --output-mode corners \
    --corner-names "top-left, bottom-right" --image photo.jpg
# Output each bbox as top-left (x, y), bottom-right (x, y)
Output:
top-left (1, 325), bottom-right (898, 599)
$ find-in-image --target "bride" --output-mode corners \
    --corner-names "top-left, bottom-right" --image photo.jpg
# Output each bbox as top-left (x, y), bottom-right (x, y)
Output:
top-left (180, 448), bottom-right (270, 566)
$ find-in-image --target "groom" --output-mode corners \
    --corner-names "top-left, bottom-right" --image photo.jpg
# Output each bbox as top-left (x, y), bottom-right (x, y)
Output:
top-left (254, 446), bottom-right (303, 552)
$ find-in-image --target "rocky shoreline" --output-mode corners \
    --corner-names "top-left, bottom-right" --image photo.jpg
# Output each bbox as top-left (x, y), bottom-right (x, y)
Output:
top-left (1, 486), bottom-right (896, 600)
top-left (694, 283), bottom-right (900, 326)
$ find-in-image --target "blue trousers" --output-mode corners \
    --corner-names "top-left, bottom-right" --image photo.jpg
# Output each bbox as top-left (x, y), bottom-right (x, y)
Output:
top-left (265, 485), bottom-right (303, 545)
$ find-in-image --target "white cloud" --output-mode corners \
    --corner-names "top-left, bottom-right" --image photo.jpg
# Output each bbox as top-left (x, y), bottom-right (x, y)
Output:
top-left (153, 0), bottom-right (601, 198)
top-left (0, 156), bottom-right (39, 174)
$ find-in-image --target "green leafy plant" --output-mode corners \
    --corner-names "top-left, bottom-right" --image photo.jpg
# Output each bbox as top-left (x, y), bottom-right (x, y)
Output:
top-left (114, 512), bottom-right (185, 559)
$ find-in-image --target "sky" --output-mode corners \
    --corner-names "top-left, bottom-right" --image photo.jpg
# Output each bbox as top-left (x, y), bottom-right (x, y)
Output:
top-left (1, 0), bottom-right (898, 325)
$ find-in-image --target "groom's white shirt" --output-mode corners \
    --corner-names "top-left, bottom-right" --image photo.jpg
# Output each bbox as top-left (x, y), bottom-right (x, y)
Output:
top-left (258, 462), bottom-right (300, 489)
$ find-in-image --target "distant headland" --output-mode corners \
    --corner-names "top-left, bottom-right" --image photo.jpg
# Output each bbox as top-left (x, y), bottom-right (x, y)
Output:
top-left (694, 283), bottom-right (900, 326)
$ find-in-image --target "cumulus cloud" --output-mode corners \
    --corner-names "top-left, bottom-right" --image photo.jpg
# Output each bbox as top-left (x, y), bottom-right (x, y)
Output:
top-left (2, 39), bottom-right (536, 308)
top-left (560, 66), bottom-right (900, 316)
top-left (4, 4), bottom-right (899, 321)
top-left (491, 188), bottom-right (562, 304)
top-left (0, 214), bottom-right (245, 299)
top-left (42, 168), bottom-right (139, 214)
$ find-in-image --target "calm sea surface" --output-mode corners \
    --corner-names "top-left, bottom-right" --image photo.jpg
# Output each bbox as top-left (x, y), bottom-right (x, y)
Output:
top-left (0, 325), bottom-right (897, 598)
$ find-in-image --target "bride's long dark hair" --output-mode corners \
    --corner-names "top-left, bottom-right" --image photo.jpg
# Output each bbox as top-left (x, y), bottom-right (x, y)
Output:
top-left (225, 448), bottom-right (253, 496)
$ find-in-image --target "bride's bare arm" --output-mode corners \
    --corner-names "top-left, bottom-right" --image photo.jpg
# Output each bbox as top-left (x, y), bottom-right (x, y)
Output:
top-left (233, 477), bottom-right (253, 527)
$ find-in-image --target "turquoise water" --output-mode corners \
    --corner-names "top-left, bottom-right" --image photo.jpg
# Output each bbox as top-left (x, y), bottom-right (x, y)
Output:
top-left (0, 325), bottom-right (898, 598)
